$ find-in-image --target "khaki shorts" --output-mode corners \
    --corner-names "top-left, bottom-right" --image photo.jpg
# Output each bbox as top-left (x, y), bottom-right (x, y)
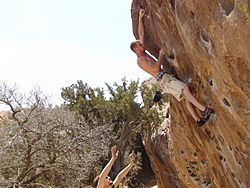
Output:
top-left (157, 74), bottom-right (187, 102)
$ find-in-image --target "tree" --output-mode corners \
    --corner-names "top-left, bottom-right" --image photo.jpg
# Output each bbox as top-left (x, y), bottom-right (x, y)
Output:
top-left (0, 82), bottom-right (114, 187)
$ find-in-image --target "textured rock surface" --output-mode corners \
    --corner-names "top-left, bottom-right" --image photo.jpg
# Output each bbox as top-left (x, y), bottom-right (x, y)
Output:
top-left (131, 0), bottom-right (250, 187)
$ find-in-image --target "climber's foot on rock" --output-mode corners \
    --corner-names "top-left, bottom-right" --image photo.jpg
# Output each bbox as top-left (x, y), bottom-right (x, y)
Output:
top-left (196, 118), bottom-right (206, 127)
top-left (196, 107), bottom-right (215, 127)
top-left (203, 107), bottom-right (215, 120)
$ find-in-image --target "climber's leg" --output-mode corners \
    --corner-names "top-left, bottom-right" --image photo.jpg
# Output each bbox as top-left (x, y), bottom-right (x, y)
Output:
top-left (203, 107), bottom-right (215, 120)
top-left (182, 86), bottom-right (206, 112)
top-left (185, 99), bottom-right (199, 122)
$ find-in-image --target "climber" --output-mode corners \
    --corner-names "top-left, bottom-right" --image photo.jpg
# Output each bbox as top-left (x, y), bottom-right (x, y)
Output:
top-left (130, 8), bottom-right (214, 126)
top-left (93, 145), bottom-right (135, 188)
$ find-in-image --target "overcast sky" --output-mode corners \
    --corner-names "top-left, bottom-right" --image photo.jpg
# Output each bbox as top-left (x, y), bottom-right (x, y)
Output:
top-left (0, 0), bottom-right (149, 106)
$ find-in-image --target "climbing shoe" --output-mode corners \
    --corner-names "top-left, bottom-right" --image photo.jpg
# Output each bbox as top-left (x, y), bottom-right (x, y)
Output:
top-left (196, 118), bottom-right (206, 127)
top-left (196, 107), bottom-right (215, 127)
top-left (153, 91), bottom-right (162, 102)
top-left (203, 107), bottom-right (215, 120)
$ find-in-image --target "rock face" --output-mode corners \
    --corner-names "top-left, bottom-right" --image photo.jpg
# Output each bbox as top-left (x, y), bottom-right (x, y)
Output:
top-left (131, 0), bottom-right (250, 187)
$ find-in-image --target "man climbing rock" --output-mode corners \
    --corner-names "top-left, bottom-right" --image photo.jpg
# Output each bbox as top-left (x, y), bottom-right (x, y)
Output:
top-left (130, 9), bottom-right (214, 126)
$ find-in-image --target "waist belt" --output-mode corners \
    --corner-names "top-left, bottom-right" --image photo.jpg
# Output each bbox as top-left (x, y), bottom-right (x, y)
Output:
top-left (156, 71), bottom-right (166, 81)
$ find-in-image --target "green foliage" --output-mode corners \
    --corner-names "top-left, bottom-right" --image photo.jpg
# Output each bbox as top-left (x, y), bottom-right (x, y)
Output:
top-left (61, 78), bottom-right (164, 127)
top-left (61, 79), bottom-right (137, 124)
top-left (61, 80), bottom-right (107, 125)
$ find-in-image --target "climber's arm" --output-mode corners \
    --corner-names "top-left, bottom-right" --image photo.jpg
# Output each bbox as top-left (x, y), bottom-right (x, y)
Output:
top-left (138, 9), bottom-right (145, 45)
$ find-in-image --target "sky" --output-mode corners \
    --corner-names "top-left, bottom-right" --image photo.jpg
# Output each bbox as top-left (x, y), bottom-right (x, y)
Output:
top-left (0, 0), bottom-right (149, 106)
